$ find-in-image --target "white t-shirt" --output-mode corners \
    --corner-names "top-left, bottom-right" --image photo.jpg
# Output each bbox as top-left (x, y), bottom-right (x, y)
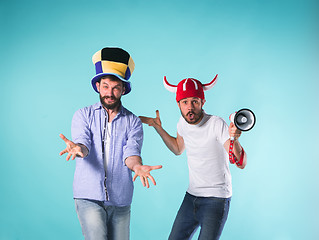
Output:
top-left (177, 112), bottom-right (232, 198)
top-left (104, 122), bottom-right (112, 173)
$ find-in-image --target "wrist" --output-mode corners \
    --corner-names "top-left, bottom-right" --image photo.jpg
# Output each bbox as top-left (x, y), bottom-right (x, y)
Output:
top-left (132, 164), bottom-right (142, 172)
top-left (78, 144), bottom-right (89, 157)
top-left (230, 136), bottom-right (239, 141)
top-left (155, 125), bottom-right (164, 134)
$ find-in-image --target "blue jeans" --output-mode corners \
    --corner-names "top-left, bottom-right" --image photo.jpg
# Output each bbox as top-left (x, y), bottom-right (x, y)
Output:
top-left (168, 192), bottom-right (231, 240)
top-left (75, 199), bottom-right (131, 240)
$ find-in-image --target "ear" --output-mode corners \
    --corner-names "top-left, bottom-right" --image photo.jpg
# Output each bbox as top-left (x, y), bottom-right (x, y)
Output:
top-left (201, 99), bottom-right (206, 106)
top-left (122, 86), bottom-right (126, 95)
top-left (95, 82), bottom-right (100, 93)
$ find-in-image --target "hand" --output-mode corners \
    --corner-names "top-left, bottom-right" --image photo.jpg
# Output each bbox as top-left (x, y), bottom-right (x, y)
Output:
top-left (229, 122), bottom-right (242, 140)
top-left (132, 165), bottom-right (163, 188)
top-left (59, 133), bottom-right (84, 161)
top-left (139, 110), bottom-right (162, 129)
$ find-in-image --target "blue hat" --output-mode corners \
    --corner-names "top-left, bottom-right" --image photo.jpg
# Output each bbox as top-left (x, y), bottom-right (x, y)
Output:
top-left (91, 47), bottom-right (135, 95)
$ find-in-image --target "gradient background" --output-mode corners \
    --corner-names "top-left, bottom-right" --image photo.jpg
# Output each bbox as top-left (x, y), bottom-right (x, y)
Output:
top-left (1, 0), bottom-right (318, 239)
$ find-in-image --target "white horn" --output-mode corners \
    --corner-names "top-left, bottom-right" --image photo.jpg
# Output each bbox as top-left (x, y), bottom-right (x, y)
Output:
top-left (203, 74), bottom-right (218, 91)
top-left (163, 76), bottom-right (177, 93)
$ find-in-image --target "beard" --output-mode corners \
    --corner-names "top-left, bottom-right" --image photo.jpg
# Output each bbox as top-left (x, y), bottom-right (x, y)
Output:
top-left (180, 109), bottom-right (203, 124)
top-left (100, 94), bottom-right (121, 110)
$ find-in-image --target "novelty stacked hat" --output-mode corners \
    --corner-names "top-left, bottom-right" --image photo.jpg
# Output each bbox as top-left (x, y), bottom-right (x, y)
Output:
top-left (163, 74), bottom-right (218, 102)
top-left (91, 47), bottom-right (135, 95)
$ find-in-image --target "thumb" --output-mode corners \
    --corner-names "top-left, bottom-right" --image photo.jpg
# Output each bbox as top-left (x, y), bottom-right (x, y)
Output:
top-left (151, 165), bottom-right (163, 170)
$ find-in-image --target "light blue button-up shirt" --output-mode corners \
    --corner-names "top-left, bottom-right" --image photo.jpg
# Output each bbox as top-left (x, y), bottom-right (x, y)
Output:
top-left (71, 102), bottom-right (143, 206)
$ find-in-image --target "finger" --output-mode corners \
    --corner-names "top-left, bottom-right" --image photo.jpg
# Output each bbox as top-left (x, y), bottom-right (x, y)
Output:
top-left (145, 176), bottom-right (150, 188)
top-left (234, 132), bottom-right (242, 138)
top-left (71, 153), bottom-right (77, 160)
top-left (59, 133), bottom-right (69, 142)
top-left (156, 110), bottom-right (160, 119)
top-left (59, 149), bottom-right (67, 156)
top-left (140, 117), bottom-right (147, 123)
top-left (66, 153), bottom-right (72, 161)
top-left (236, 128), bottom-right (242, 134)
top-left (77, 151), bottom-right (84, 158)
top-left (234, 126), bottom-right (240, 132)
top-left (140, 176), bottom-right (146, 187)
top-left (230, 128), bottom-right (241, 134)
top-left (139, 116), bottom-right (149, 124)
top-left (133, 173), bottom-right (138, 182)
top-left (148, 174), bottom-right (157, 186)
top-left (150, 165), bottom-right (163, 170)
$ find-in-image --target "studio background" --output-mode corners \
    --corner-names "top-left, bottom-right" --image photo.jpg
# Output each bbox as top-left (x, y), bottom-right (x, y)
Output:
top-left (1, 0), bottom-right (318, 239)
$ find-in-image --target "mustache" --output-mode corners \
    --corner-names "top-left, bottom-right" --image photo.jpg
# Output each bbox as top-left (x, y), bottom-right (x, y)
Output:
top-left (102, 95), bottom-right (116, 100)
top-left (186, 111), bottom-right (195, 116)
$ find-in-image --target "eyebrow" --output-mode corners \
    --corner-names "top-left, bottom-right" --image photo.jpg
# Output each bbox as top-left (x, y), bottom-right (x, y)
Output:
top-left (101, 82), bottom-right (122, 88)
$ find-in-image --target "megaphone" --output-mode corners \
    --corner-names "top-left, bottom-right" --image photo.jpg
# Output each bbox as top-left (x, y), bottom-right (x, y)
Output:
top-left (229, 108), bottom-right (256, 132)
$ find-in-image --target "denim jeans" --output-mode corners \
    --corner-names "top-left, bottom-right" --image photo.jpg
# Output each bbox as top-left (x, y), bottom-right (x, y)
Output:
top-left (168, 192), bottom-right (231, 240)
top-left (75, 199), bottom-right (131, 240)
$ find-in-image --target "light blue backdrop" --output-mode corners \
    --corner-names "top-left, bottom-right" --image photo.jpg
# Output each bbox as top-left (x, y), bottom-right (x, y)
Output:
top-left (1, 0), bottom-right (318, 239)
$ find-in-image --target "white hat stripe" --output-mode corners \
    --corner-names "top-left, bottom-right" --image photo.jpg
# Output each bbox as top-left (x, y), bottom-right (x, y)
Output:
top-left (183, 78), bottom-right (198, 91)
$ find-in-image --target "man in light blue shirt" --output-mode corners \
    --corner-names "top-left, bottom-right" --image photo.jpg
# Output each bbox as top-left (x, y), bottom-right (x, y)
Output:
top-left (59, 47), bottom-right (162, 240)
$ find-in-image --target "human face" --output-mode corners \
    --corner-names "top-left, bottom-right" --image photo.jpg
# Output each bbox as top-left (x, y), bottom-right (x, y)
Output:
top-left (96, 76), bottom-right (125, 110)
top-left (178, 97), bottom-right (205, 124)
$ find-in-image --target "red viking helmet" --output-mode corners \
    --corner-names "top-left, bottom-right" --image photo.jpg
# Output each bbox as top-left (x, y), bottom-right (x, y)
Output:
top-left (163, 74), bottom-right (218, 102)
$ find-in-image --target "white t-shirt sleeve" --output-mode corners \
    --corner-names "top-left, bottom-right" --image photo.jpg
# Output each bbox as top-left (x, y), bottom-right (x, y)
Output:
top-left (217, 118), bottom-right (230, 145)
top-left (177, 116), bottom-right (184, 137)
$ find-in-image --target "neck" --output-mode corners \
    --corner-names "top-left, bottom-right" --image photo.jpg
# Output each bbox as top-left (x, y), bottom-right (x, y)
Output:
top-left (193, 111), bottom-right (204, 125)
top-left (103, 103), bottom-right (121, 122)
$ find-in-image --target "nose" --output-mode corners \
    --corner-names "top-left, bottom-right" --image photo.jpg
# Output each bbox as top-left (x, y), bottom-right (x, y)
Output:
top-left (105, 87), bottom-right (114, 97)
top-left (187, 102), bottom-right (194, 110)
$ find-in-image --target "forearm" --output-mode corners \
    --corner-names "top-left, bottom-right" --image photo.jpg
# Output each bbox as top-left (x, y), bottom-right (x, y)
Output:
top-left (232, 139), bottom-right (247, 169)
top-left (224, 139), bottom-right (247, 169)
top-left (154, 126), bottom-right (184, 155)
top-left (125, 155), bottom-right (143, 172)
top-left (232, 139), bottom-right (242, 158)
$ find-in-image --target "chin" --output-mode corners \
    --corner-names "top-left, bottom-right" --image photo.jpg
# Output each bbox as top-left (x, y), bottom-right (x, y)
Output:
top-left (186, 118), bottom-right (198, 124)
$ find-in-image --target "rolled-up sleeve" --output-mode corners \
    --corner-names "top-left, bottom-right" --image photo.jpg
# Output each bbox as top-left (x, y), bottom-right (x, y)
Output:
top-left (71, 108), bottom-right (92, 153)
top-left (122, 117), bottom-right (143, 162)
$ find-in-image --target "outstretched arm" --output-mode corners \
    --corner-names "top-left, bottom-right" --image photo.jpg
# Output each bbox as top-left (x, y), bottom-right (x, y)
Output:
top-left (139, 110), bottom-right (185, 155)
top-left (59, 133), bottom-right (89, 161)
top-left (125, 156), bottom-right (162, 188)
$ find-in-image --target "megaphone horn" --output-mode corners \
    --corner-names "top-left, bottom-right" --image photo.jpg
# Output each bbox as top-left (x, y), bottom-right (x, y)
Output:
top-left (229, 108), bottom-right (256, 132)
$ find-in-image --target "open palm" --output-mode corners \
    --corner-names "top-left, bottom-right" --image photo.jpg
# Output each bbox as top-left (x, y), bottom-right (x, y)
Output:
top-left (139, 110), bottom-right (162, 128)
top-left (59, 133), bottom-right (84, 161)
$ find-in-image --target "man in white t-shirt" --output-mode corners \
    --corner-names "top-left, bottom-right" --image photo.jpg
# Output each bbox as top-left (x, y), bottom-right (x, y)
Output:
top-left (140, 75), bottom-right (247, 240)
